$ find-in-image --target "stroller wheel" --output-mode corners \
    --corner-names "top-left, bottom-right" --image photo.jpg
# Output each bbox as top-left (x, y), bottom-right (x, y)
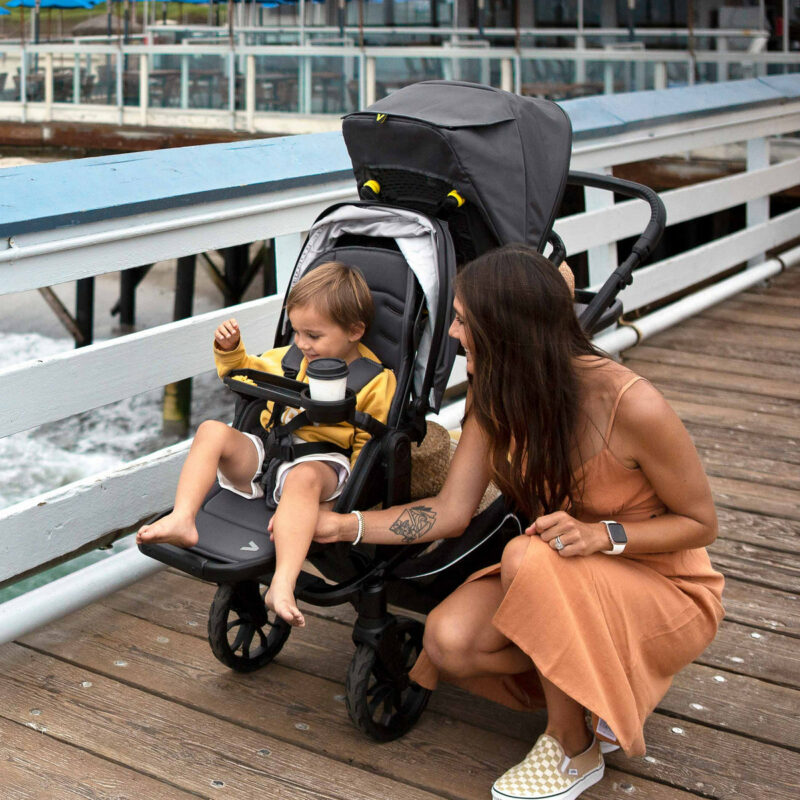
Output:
top-left (207, 581), bottom-right (291, 673)
top-left (345, 617), bottom-right (431, 741)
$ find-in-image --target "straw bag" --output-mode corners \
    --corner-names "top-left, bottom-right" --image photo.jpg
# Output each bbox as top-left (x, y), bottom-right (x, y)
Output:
top-left (410, 421), bottom-right (500, 515)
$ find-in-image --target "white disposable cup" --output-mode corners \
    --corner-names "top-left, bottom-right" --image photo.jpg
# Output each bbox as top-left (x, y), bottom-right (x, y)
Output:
top-left (307, 375), bottom-right (348, 402)
top-left (306, 357), bottom-right (349, 402)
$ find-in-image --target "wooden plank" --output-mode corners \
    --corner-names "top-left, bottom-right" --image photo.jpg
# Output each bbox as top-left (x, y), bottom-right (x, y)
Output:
top-left (658, 383), bottom-right (800, 420)
top-left (736, 291), bottom-right (800, 309)
top-left (708, 475), bottom-right (800, 521)
top-left (0, 715), bottom-right (198, 800)
top-left (0, 717), bottom-right (197, 800)
top-left (714, 507), bottom-right (800, 553)
top-left (624, 356), bottom-right (800, 401)
top-left (721, 578), bottom-right (800, 638)
top-left (0, 443), bottom-right (187, 586)
top-left (699, 448), bottom-right (800, 493)
top-left (668, 398), bottom-right (799, 439)
top-left (605, 712), bottom-right (800, 800)
top-left (0, 294), bottom-right (282, 438)
top-left (650, 318), bottom-right (800, 360)
top-left (555, 157), bottom-right (800, 257)
top-left (0, 642), bottom-right (442, 800)
top-left (701, 304), bottom-right (800, 330)
top-left (19, 600), bottom-right (700, 800)
top-left (658, 662), bottom-right (800, 749)
top-left (710, 537), bottom-right (800, 592)
top-left (685, 423), bottom-right (800, 468)
top-left (19, 604), bottom-right (529, 800)
top-left (616, 206), bottom-right (800, 313)
top-left (624, 344), bottom-right (800, 382)
top-left (698, 619), bottom-right (800, 687)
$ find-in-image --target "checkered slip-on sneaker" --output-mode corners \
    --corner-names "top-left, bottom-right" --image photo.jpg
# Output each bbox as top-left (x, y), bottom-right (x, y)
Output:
top-left (491, 734), bottom-right (604, 800)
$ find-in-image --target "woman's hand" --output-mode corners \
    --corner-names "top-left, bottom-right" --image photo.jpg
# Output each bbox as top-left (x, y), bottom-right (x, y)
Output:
top-left (214, 319), bottom-right (241, 352)
top-left (526, 511), bottom-right (609, 558)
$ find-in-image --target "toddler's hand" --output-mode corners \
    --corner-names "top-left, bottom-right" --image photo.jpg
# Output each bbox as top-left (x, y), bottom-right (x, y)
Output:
top-left (215, 319), bottom-right (241, 351)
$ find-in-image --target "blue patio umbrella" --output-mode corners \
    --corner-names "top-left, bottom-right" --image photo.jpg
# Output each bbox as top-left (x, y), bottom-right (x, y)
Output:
top-left (0, 5), bottom-right (10, 13)
top-left (6, 0), bottom-right (97, 7)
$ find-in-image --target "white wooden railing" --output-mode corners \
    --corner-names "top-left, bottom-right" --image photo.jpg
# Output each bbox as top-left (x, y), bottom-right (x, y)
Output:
top-left (0, 79), bottom-right (798, 639)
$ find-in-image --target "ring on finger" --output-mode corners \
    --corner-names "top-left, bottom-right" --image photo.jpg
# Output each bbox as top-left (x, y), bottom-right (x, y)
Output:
top-left (553, 535), bottom-right (565, 551)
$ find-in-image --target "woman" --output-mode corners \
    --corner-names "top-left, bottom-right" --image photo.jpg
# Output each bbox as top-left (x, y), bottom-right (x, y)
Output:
top-left (312, 244), bottom-right (724, 800)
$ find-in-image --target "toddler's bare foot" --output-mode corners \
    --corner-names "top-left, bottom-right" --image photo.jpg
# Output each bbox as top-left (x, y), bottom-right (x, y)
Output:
top-left (136, 512), bottom-right (199, 548)
top-left (265, 578), bottom-right (305, 627)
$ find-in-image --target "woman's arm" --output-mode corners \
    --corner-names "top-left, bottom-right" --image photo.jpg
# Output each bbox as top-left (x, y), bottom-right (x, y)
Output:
top-left (532, 380), bottom-right (717, 556)
top-left (314, 414), bottom-right (492, 546)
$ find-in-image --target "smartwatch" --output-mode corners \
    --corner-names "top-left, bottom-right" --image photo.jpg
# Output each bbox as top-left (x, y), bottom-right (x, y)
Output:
top-left (600, 521), bottom-right (627, 555)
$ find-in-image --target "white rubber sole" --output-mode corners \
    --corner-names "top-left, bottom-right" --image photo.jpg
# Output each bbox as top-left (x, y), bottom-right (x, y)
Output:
top-left (491, 761), bottom-right (605, 800)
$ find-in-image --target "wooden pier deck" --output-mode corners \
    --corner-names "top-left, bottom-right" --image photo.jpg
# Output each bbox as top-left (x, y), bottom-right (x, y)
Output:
top-left (1, 268), bottom-right (798, 800)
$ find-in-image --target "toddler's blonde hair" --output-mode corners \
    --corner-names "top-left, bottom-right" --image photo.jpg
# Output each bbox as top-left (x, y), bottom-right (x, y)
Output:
top-left (287, 261), bottom-right (374, 333)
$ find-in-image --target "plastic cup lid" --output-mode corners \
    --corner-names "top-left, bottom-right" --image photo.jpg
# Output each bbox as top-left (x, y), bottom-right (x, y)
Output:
top-left (306, 357), bottom-right (349, 380)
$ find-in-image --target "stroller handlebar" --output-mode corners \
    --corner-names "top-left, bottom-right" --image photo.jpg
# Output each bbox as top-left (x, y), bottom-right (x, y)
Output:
top-left (566, 171), bottom-right (667, 334)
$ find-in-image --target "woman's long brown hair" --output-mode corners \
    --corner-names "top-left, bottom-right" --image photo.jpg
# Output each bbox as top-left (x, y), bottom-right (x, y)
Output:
top-left (456, 244), bottom-right (601, 518)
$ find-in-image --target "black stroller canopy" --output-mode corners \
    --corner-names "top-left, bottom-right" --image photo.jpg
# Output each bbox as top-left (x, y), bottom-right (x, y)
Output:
top-left (343, 81), bottom-right (573, 257)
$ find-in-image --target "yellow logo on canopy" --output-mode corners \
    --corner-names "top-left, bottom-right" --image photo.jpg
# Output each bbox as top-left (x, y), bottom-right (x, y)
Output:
top-left (376, 113), bottom-right (387, 123)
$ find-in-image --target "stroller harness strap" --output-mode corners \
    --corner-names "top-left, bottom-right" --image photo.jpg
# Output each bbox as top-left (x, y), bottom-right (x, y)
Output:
top-left (262, 342), bottom-right (388, 468)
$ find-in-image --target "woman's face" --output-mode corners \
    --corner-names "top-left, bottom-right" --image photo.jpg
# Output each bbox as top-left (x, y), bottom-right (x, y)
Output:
top-left (449, 296), bottom-right (475, 374)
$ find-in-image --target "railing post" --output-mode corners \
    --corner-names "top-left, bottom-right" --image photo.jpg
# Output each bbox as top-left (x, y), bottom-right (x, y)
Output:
top-left (500, 57), bottom-right (513, 92)
top-left (575, 35), bottom-right (586, 84)
top-left (162, 255), bottom-right (196, 437)
top-left (116, 50), bottom-right (124, 123)
top-left (75, 277), bottom-right (95, 348)
top-left (180, 52), bottom-right (189, 109)
top-left (246, 53), bottom-right (255, 131)
top-left (604, 60), bottom-right (614, 94)
top-left (140, 52), bottom-right (149, 125)
top-left (20, 48), bottom-right (27, 122)
top-left (654, 61), bottom-right (667, 90)
top-left (44, 52), bottom-right (53, 117)
top-left (228, 49), bottom-right (236, 129)
top-left (585, 166), bottom-right (618, 288)
top-left (365, 55), bottom-right (376, 106)
top-left (73, 53), bottom-right (81, 104)
top-left (300, 52), bottom-right (311, 114)
top-left (747, 136), bottom-right (770, 267)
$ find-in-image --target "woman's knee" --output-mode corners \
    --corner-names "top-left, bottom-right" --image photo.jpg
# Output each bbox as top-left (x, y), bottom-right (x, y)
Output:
top-left (500, 535), bottom-right (531, 591)
top-left (422, 605), bottom-right (478, 677)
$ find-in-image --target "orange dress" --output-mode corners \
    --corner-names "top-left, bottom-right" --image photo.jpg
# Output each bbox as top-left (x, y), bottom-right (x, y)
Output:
top-left (409, 360), bottom-right (725, 757)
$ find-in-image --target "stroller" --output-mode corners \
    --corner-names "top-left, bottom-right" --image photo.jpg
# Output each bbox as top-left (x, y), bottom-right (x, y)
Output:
top-left (139, 81), bottom-right (665, 742)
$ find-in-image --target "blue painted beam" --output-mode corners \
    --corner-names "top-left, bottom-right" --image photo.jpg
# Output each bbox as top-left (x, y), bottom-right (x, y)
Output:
top-left (2, 75), bottom-right (799, 238)
top-left (0, 131), bottom-right (353, 238)
top-left (562, 76), bottom-right (800, 139)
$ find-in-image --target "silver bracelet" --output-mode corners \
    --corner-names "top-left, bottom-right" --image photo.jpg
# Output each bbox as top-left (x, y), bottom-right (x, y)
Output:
top-left (350, 510), bottom-right (365, 546)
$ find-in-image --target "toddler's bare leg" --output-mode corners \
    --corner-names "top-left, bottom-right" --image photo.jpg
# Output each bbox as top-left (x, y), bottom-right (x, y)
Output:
top-left (137, 421), bottom-right (261, 548)
top-left (266, 461), bottom-right (339, 627)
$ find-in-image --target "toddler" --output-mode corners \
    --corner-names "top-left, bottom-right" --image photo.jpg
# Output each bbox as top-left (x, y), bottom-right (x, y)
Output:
top-left (137, 262), bottom-right (396, 627)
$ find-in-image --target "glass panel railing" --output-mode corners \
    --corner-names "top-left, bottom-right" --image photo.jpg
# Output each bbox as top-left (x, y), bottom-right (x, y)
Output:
top-left (252, 55), bottom-right (301, 112)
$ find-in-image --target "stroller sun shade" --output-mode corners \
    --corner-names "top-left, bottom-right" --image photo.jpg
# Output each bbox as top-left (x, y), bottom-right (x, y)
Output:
top-left (281, 204), bottom-right (457, 411)
top-left (343, 81), bottom-right (573, 262)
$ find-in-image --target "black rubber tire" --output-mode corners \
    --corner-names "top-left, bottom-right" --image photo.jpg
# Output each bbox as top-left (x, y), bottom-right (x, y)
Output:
top-left (207, 583), bottom-right (291, 673)
top-left (345, 617), bottom-right (431, 741)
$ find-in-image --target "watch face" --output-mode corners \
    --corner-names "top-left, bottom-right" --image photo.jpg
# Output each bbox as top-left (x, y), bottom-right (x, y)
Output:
top-left (607, 522), bottom-right (627, 544)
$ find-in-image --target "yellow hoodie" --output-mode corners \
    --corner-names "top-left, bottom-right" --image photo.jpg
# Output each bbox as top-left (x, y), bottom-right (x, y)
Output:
top-left (214, 340), bottom-right (397, 467)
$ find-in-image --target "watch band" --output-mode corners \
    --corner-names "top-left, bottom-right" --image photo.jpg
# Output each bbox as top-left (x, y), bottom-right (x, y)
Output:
top-left (600, 520), bottom-right (627, 555)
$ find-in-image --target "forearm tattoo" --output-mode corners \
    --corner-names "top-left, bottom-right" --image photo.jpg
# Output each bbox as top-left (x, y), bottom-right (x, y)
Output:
top-left (389, 505), bottom-right (437, 543)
